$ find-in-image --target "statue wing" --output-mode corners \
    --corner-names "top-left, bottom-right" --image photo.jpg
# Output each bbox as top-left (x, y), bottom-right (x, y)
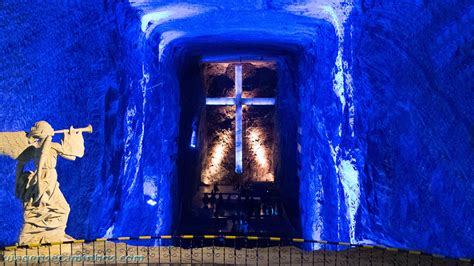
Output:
top-left (0, 131), bottom-right (32, 160)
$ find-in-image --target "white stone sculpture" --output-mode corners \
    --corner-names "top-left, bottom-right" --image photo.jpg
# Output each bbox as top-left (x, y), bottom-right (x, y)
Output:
top-left (0, 121), bottom-right (92, 244)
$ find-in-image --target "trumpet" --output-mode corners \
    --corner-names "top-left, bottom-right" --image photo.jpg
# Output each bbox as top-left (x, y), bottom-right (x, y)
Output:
top-left (54, 124), bottom-right (93, 134)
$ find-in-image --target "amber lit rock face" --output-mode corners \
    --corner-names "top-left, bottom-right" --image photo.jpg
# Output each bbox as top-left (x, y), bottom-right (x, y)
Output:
top-left (201, 62), bottom-right (277, 184)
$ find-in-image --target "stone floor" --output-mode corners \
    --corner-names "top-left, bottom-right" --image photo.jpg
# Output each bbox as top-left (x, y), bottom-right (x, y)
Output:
top-left (1, 241), bottom-right (470, 265)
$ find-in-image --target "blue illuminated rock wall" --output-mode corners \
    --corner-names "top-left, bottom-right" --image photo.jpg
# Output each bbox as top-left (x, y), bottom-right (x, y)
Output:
top-left (0, 1), bottom-right (120, 244)
top-left (296, 0), bottom-right (474, 257)
top-left (0, 1), bottom-right (180, 244)
top-left (350, 0), bottom-right (474, 257)
top-left (0, 0), bottom-right (471, 258)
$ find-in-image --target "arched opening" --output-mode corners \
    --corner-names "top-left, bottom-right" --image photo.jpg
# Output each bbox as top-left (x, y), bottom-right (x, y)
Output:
top-left (175, 48), bottom-right (300, 237)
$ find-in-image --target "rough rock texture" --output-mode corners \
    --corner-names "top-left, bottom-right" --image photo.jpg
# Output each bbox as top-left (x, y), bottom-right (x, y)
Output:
top-left (0, 0), bottom-right (471, 258)
top-left (0, 1), bottom-right (118, 244)
top-left (351, 0), bottom-right (474, 257)
top-left (201, 62), bottom-right (277, 184)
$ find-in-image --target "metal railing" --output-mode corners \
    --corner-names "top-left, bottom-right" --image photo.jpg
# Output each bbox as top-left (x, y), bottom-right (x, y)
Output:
top-left (1, 235), bottom-right (472, 265)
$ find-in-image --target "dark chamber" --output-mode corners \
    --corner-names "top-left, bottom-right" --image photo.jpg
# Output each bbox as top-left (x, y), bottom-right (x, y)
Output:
top-left (176, 61), bottom-right (300, 237)
top-left (0, 0), bottom-right (472, 259)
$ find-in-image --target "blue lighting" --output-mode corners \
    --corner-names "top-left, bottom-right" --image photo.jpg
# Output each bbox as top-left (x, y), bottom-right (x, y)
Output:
top-left (0, 0), bottom-right (471, 259)
top-left (190, 121), bottom-right (198, 149)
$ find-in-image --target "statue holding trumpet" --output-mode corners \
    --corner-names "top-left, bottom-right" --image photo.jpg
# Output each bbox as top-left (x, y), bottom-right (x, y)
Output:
top-left (0, 121), bottom-right (92, 244)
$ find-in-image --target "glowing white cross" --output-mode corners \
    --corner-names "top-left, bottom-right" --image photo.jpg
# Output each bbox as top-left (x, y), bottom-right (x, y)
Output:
top-left (206, 64), bottom-right (276, 173)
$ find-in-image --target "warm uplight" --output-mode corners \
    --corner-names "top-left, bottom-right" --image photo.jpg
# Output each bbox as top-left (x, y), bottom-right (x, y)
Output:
top-left (202, 129), bottom-right (232, 184)
top-left (249, 128), bottom-right (268, 168)
top-left (212, 143), bottom-right (226, 167)
top-left (248, 128), bottom-right (274, 182)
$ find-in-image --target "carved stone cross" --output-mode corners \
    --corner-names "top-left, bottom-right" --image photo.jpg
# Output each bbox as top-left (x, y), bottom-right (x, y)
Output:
top-left (206, 64), bottom-right (276, 173)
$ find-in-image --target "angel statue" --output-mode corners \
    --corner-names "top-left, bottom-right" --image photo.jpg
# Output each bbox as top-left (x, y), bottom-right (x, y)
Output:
top-left (0, 121), bottom-right (92, 244)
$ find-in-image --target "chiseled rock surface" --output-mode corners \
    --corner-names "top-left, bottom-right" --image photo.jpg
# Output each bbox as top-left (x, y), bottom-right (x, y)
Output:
top-left (0, 1), bottom-right (119, 244)
top-left (351, 0), bottom-right (474, 257)
top-left (0, 0), bottom-right (471, 258)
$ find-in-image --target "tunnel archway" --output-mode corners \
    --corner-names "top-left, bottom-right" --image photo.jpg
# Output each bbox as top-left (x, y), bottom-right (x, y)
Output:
top-left (127, 8), bottom-right (340, 239)
top-left (135, 4), bottom-right (341, 238)
top-left (172, 45), bottom-right (303, 236)
top-left (83, 5), bottom-right (341, 247)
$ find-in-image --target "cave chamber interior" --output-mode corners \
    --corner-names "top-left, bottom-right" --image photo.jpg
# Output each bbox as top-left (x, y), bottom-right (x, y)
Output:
top-left (176, 50), bottom-right (301, 237)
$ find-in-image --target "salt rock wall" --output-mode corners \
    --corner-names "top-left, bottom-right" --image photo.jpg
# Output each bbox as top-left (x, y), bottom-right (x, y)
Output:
top-left (0, 0), bottom-right (178, 244)
top-left (0, 1), bottom-right (119, 245)
top-left (297, 0), bottom-right (473, 257)
top-left (0, 0), bottom-right (471, 259)
top-left (350, 0), bottom-right (474, 257)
